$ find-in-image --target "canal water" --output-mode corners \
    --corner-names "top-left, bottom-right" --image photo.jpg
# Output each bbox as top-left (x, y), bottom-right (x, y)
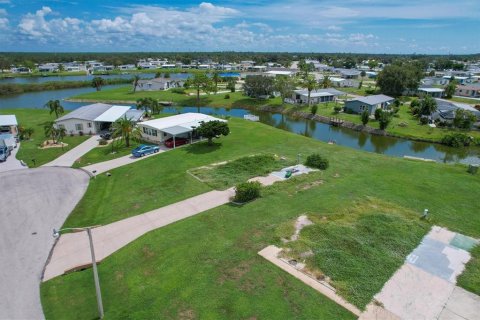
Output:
top-left (0, 86), bottom-right (479, 165)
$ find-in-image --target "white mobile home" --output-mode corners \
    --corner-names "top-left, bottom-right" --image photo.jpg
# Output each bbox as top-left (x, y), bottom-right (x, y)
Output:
top-left (0, 115), bottom-right (18, 136)
top-left (55, 103), bottom-right (144, 135)
top-left (138, 113), bottom-right (226, 145)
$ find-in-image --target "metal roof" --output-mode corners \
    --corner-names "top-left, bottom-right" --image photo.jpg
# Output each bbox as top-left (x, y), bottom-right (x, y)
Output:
top-left (56, 103), bottom-right (112, 122)
top-left (94, 105), bottom-right (130, 122)
top-left (419, 87), bottom-right (444, 93)
top-left (139, 113), bottom-right (226, 131)
top-left (125, 109), bottom-right (145, 122)
top-left (351, 94), bottom-right (394, 105)
top-left (0, 115), bottom-right (18, 126)
top-left (162, 125), bottom-right (193, 136)
top-left (294, 88), bottom-right (345, 97)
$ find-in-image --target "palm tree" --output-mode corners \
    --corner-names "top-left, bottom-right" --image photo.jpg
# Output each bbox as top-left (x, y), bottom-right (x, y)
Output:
top-left (321, 75), bottom-right (332, 89)
top-left (132, 75), bottom-right (141, 93)
top-left (112, 116), bottom-right (135, 147)
top-left (186, 73), bottom-right (213, 112)
top-left (91, 76), bottom-right (105, 91)
top-left (303, 76), bottom-right (318, 106)
top-left (43, 121), bottom-right (58, 144)
top-left (211, 72), bottom-right (221, 94)
top-left (44, 100), bottom-right (64, 118)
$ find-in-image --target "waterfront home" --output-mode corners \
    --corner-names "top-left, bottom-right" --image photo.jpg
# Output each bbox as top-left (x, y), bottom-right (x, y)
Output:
top-left (134, 78), bottom-right (184, 92)
top-left (344, 94), bottom-right (394, 115)
top-left (431, 99), bottom-right (480, 123)
top-left (138, 113), bottom-right (226, 146)
top-left (55, 103), bottom-right (144, 135)
top-left (287, 88), bottom-right (345, 105)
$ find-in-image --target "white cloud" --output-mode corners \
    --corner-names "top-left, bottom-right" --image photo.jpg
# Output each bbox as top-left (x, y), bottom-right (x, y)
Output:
top-left (327, 25), bottom-right (342, 31)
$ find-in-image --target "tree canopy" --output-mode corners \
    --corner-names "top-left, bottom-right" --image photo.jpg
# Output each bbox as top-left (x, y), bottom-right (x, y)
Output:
top-left (376, 63), bottom-right (423, 97)
top-left (243, 75), bottom-right (274, 98)
top-left (196, 120), bottom-right (230, 145)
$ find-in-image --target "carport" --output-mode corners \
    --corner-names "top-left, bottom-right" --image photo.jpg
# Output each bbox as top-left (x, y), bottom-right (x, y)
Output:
top-left (162, 125), bottom-right (194, 148)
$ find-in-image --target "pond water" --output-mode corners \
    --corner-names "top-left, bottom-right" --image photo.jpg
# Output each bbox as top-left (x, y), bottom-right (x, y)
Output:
top-left (0, 72), bottom-right (191, 84)
top-left (0, 88), bottom-right (478, 165)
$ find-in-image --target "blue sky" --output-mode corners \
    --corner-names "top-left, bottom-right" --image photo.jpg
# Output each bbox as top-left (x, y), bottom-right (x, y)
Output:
top-left (0, 0), bottom-right (479, 53)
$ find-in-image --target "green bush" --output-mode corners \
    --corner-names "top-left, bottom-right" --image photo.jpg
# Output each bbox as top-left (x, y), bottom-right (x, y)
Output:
top-left (234, 181), bottom-right (261, 203)
top-left (374, 108), bottom-right (383, 120)
top-left (441, 133), bottom-right (474, 147)
top-left (419, 117), bottom-right (429, 125)
top-left (305, 153), bottom-right (329, 170)
top-left (224, 94), bottom-right (230, 99)
top-left (333, 106), bottom-right (342, 114)
top-left (171, 87), bottom-right (186, 94)
top-left (99, 139), bottom-right (108, 145)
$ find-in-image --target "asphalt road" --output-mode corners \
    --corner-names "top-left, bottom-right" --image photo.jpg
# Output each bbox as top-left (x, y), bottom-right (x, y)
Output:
top-left (0, 167), bottom-right (89, 319)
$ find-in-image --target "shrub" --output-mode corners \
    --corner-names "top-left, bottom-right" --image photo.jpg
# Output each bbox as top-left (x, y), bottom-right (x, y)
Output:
top-left (333, 106), bottom-right (342, 114)
top-left (79, 131), bottom-right (84, 136)
top-left (361, 110), bottom-right (369, 125)
top-left (374, 108), bottom-right (383, 120)
top-left (99, 139), bottom-right (108, 145)
top-left (378, 111), bottom-right (392, 130)
top-left (224, 94), bottom-right (230, 99)
top-left (305, 153), bottom-right (329, 170)
top-left (441, 133), bottom-right (473, 147)
top-left (419, 117), bottom-right (429, 125)
top-left (171, 87), bottom-right (185, 94)
top-left (234, 181), bottom-right (261, 203)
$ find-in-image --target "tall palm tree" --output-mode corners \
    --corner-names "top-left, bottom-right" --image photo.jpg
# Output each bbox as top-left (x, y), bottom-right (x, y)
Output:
top-left (91, 76), bottom-right (105, 91)
top-left (112, 116), bottom-right (135, 147)
top-left (44, 100), bottom-right (64, 118)
top-left (132, 75), bottom-right (141, 93)
top-left (303, 76), bottom-right (318, 106)
top-left (211, 72), bottom-right (221, 94)
top-left (186, 73), bottom-right (213, 112)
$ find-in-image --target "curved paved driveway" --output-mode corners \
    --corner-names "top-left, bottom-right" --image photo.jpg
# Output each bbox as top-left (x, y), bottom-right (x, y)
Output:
top-left (0, 167), bottom-right (89, 319)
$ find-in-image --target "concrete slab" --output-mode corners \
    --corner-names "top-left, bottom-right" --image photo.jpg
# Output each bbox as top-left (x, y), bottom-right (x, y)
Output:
top-left (439, 286), bottom-right (480, 320)
top-left (359, 303), bottom-right (401, 320)
top-left (0, 167), bottom-right (89, 319)
top-left (43, 135), bottom-right (99, 167)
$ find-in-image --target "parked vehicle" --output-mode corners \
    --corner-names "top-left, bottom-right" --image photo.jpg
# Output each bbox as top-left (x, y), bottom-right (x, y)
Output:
top-left (0, 134), bottom-right (17, 151)
top-left (164, 137), bottom-right (188, 148)
top-left (131, 144), bottom-right (160, 157)
top-left (0, 144), bottom-right (10, 162)
top-left (99, 131), bottom-right (113, 140)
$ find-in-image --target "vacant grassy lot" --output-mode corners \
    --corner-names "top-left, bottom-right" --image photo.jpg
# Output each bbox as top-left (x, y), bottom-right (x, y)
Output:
top-left (189, 154), bottom-right (294, 190)
top-left (0, 109), bottom-right (88, 167)
top-left (280, 198), bottom-right (429, 308)
top-left (42, 118), bottom-right (480, 319)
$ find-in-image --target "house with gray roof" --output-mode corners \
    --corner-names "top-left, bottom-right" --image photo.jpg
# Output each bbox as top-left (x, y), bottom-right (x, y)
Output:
top-left (55, 103), bottom-right (144, 135)
top-left (288, 88), bottom-right (345, 105)
top-left (431, 99), bottom-right (480, 123)
top-left (344, 94), bottom-right (394, 115)
top-left (134, 78), bottom-right (184, 92)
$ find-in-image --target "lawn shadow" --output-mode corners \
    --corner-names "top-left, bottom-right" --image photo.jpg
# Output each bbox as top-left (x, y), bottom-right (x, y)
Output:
top-left (185, 141), bottom-right (222, 154)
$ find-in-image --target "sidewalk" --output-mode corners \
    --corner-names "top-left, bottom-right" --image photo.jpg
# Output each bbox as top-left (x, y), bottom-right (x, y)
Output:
top-left (0, 143), bottom-right (27, 173)
top-left (43, 188), bottom-right (235, 281)
top-left (82, 145), bottom-right (169, 175)
top-left (43, 135), bottom-right (99, 167)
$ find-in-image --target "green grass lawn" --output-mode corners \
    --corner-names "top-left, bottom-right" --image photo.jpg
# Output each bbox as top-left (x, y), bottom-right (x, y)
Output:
top-left (280, 198), bottom-right (429, 308)
top-left (41, 117), bottom-right (480, 319)
top-left (71, 139), bottom-right (144, 168)
top-left (0, 109), bottom-right (89, 167)
top-left (189, 154), bottom-right (295, 190)
top-left (458, 245), bottom-right (480, 295)
top-left (70, 85), bottom-right (283, 109)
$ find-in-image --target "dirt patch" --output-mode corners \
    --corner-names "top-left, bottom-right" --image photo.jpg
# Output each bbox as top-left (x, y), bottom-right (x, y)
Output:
top-left (291, 215), bottom-right (313, 241)
top-left (218, 261), bottom-right (252, 284)
top-left (298, 180), bottom-right (324, 191)
top-left (178, 309), bottom-right (196, 320)
top-left (142, 244), bottom-right (155, 259)
top-left (114, 270), bottom-right (124, 281)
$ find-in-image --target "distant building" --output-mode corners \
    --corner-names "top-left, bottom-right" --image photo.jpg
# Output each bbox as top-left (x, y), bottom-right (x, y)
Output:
top-left (329, 77), bottom-right (358, 88)
top-left (430, 99), bottom-right (480, 123)
top-left (134, 78), bottom-right (184, 92)
top-left (344, 94), bottom-right (394, 115)
top-left (455, 84), bottom-right (480, 98)
top-left (418, 87), bottom-right (445, 98)
top-left (287, 88), bottom-right (344, 105)
top-left (335, 68), bottom-right (361, 79)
